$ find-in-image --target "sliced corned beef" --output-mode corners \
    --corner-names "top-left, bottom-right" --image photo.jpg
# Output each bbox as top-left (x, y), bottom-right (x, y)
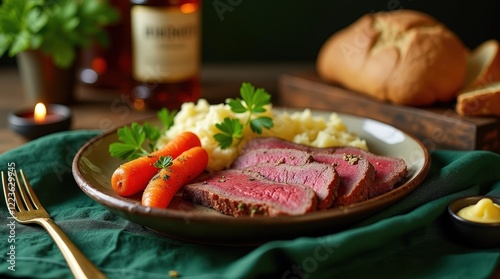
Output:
top-left (244, 162), bottom-right (339, 209)
top-left (242, 137), bottom-right (407, 198)
top-left (242, 137), bottom-right (310, 152)
top-left (332, 147), bottom-right (408, 198)
top-left (231, 148), bottom-right (313, 169)
top-left (312, 153), bottom-right (375, 207)
top-left (182, 170), bottom-right (317, 217)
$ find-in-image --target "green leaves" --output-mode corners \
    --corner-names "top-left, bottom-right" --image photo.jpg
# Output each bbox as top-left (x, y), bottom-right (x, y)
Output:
top-left (108, 121), bottom-right (164, 161)
top-left (157, 108), bottom-right (177, 131)
top-left (249, 116), bottom-right (273, 134)
top-left (153, 156), bottom-right (173, 170)
top-left (214, 82), bottom-right (274, 149)
top-left (109, 108), bottom-right (177, 161)
top-left (0, 0), bottom-right (46, 57)
top-left (214, 118), bottom-right (244, 149)
top-left (0, 0), bottom-right (119, 68)
top-left (240, 82), bottom-right (272, 113)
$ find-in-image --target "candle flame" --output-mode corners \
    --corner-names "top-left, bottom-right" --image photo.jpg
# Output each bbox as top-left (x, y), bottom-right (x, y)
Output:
top-left (180, 3), bottom-right (197, 13)
top-left (34, 102), bottom-right (47, 123)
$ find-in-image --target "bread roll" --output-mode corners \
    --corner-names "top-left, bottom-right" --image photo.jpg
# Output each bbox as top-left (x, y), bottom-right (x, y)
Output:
top-left (317, 10), bottom-right (468, 106)
top-left (456, 82), bottom-right (500, 116)
top-left (462, 39), bottom-right (500, 90)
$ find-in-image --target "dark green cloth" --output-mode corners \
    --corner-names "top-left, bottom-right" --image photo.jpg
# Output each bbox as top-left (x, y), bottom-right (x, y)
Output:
top-left (0, 130), bottom-right (499, 279)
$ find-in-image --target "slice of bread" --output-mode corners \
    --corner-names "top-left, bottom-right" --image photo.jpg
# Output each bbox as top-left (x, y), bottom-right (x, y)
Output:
top-left (462, 39), bottom-right (500, 90)
top-left (456, 82), bottom-right (500, 116)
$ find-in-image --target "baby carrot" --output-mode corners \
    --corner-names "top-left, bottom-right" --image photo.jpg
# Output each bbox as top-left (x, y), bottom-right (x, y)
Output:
top-left (111, 131), bottom-right (201, 196)
top-left (142, 146), bottom-right (209, 208)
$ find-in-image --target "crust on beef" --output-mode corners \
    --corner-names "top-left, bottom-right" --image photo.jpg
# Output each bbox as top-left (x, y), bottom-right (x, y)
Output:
top-left (183, 170), bottom-right (317, 217)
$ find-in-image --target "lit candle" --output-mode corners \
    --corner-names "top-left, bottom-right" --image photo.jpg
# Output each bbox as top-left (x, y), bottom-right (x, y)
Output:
top-left (34, 102), bottom-right (47, 123)
top-left (181, 3), bottom-right (197, 13)
top-left (8, 104), bottom-right (72, 140)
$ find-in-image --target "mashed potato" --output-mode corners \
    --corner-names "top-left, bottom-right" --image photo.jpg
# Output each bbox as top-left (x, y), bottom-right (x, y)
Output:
top-left (158, 99), bottom-right (367, 172)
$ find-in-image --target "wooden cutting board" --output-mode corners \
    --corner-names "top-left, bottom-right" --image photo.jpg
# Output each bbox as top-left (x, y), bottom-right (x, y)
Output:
top-left (277, 73), bottom-right (500, 153)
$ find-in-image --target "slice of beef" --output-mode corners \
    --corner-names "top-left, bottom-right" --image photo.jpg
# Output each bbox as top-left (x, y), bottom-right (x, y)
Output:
top-left (245, 162), bottom-right (339, 209)
top-left (332, 147), bottom-right (408, 198)
top-left (242, 137), bottom-right (407, 198)
top-left (242, 137), bottom-right (311, 152)
top-left (312, 153), bottom-right (375, 207)
top-left (182, 170), bottom-right (317, 217)
top-left (231, 148), bottom-right (314, 169)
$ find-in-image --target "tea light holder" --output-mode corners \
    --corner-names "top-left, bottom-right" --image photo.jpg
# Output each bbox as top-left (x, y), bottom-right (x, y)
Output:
top-left (8, 103), bottom-right (72, 140)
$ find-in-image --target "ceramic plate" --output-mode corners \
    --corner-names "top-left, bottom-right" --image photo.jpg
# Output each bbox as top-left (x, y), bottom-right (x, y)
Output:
top-left (72, 109), bottom-right (430, 245)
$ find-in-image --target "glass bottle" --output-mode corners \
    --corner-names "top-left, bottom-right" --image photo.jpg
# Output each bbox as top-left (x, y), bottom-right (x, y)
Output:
top-left (128, 0), bottom-right (201, 110)
top-left (79, 1), bottom-right (131, 90)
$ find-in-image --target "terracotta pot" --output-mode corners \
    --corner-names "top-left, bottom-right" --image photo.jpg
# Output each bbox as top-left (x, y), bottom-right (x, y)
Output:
top-left (16, 50), bottom-right (77, 105)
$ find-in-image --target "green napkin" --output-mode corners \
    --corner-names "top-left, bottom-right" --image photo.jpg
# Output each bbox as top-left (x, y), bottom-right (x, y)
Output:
top-left (0, 130), bottom-right (499, 279)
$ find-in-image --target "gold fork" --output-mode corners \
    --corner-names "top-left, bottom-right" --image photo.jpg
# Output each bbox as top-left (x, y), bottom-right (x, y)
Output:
top-left (2, 169), bottom-right (107, 279)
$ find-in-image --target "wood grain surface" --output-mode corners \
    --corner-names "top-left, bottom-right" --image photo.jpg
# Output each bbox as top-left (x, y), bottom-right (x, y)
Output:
top-left (278, 73), bottom-right (500, 153)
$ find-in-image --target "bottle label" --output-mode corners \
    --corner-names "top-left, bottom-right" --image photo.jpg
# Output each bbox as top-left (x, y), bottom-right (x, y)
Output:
top-left (131, 6), bottom-right (200, 83)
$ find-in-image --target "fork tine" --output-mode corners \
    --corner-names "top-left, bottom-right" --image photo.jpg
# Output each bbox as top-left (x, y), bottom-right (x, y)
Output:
top-left (1, 171), bottom-right (6, 197)
top-left (1, 171), bottom-right (10, 208)
top-left (14, 169), bottom-right (35, 211)
top-left (19, 169), bottom-right (43, 211)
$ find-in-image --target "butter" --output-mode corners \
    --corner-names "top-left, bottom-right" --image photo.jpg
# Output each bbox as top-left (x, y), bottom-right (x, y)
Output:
top-left (457, 198), bottom-right (500, 223)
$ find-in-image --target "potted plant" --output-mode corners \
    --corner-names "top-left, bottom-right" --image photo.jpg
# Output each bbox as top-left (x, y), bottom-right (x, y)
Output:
top-left (0, 0), bottom-right (119, 104)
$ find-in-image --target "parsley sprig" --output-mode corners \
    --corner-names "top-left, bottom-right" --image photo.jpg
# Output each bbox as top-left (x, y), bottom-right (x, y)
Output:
top-left (109, 108), bottom-right (177, 160)
top-left (153, 156), bottom-right (173, 169)
top-left (153, 156), bottom-right (173, 180)
top-left (214, 82), bottom-right (274, 149)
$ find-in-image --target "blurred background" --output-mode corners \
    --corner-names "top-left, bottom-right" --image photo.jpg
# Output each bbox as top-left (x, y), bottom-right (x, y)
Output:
top-left (201, 0), bottom-right (500, 62)
top-left (1, 0), bottom-right (500, 67)
top-left (1, 0), bottom-right (499, 151)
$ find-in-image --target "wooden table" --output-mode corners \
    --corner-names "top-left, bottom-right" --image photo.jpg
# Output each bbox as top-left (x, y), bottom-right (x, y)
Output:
top-left (0, 63), bottom-right (315, 153)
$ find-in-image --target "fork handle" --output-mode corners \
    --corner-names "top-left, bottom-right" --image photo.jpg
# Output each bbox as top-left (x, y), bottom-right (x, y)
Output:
top-left (37, 218), bottom-right (107, 279)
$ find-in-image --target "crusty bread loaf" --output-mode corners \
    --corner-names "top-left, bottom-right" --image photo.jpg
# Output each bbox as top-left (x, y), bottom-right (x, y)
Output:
top-left (462, 39), bottom-right (500, 90)
top-left (456, 82), bottom-right (500, 116)
top-left (317, 10), bottom-right (468, 106)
